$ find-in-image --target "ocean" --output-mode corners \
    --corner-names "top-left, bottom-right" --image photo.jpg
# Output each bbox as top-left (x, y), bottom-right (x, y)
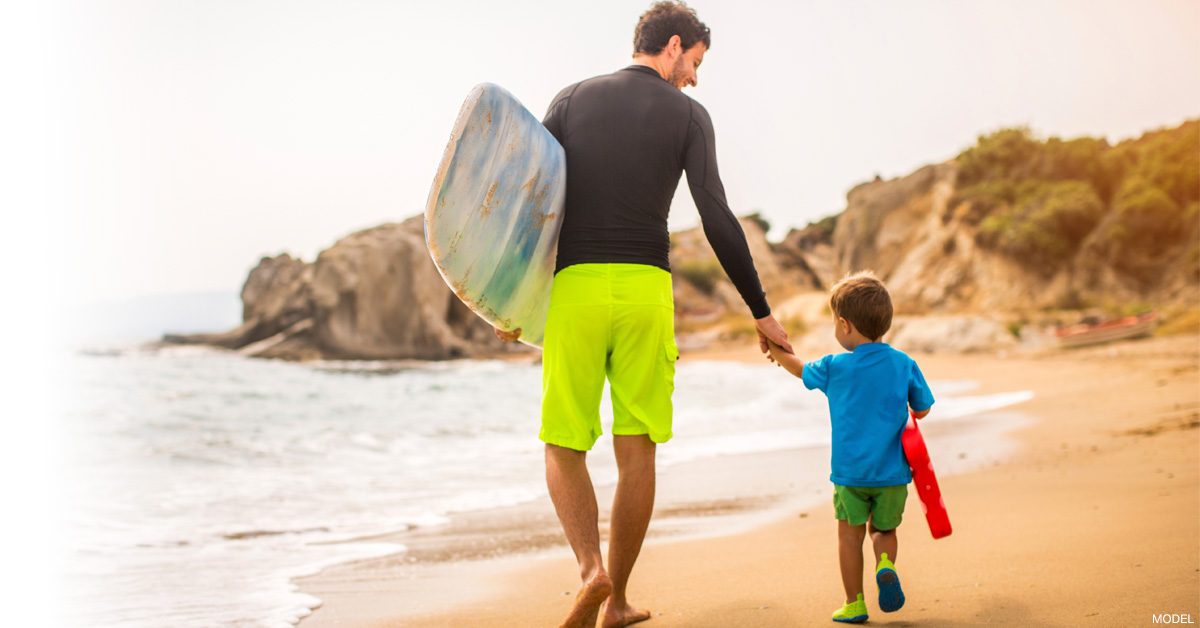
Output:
top-left (61, 343), bottom-right (1032, 627)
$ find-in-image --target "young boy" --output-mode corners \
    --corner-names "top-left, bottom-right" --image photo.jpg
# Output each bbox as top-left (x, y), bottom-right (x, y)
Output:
top-left (767, 271), bottom-right (934, 624)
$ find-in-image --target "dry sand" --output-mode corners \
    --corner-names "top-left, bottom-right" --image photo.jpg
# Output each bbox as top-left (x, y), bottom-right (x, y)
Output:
top-left (300, 335), bottom-right (1199, 627)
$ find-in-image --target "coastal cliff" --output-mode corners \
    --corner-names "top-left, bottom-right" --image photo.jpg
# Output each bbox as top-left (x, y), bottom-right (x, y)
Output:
top-left (166, 120), bottom-right (1198, 359)
top-left (779, 120), bottom-right (1199, 315)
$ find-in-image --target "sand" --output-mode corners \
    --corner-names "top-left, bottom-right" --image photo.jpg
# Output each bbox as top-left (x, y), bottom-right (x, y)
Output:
top-left (298, 335), bottom-right (1200, 627)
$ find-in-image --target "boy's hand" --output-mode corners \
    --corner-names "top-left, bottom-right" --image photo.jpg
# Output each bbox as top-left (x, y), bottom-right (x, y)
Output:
top-left (911, 407), bottom-right (931, 420)
top-left (766, 340), bottom-right (785, 364)
top-left (766, 339), bottom-right (804, 379)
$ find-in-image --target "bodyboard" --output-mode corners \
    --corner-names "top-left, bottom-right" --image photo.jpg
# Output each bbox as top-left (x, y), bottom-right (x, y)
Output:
top-left (424, 83), bottom-right (566, 348)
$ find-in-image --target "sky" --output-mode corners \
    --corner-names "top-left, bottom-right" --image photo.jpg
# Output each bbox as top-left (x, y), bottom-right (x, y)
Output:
top-left (34, 0), bottom-right (1200, 303)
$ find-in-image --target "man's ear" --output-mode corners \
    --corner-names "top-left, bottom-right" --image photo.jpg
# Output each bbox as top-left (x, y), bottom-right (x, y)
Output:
top-left (667, 34), bottom-right (682, 57)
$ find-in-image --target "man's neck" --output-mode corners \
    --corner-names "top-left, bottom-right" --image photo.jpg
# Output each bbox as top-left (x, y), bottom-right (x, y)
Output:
top-left (631, 55), bottom-right (669, 81)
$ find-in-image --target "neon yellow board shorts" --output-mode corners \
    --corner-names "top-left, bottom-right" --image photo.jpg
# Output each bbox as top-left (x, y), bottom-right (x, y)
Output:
top-left (540, 263), bottom-right (679, 451)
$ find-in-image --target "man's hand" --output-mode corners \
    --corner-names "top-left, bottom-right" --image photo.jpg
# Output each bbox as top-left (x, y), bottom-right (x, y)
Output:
top-left (755, 314), bottom-right (794, 354)
top-left (493, 327), bottom-right (522, 343)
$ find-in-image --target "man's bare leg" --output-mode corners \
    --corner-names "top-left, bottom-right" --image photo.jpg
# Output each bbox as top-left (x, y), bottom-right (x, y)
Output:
top-left (602, 435), bottom-right (655, 628)
top-left (546, 444), bottom-right (612, 628)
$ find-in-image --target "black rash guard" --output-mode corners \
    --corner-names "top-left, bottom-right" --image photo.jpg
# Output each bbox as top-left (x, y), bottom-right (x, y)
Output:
top-left (542, 64), bottom-right (771, 319)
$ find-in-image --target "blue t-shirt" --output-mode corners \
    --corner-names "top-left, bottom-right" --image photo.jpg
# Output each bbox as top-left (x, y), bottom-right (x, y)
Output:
top-left (802, 342), bottom-right (935, 488)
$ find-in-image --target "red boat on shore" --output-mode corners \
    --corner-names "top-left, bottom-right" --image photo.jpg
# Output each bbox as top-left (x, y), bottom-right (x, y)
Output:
top-left (1055, 312), bottom-right (1158, 348)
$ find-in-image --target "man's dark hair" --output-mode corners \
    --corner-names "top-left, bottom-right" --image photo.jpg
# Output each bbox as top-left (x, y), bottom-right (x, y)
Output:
top-left (633, 1), bottom-right (711, 55)
top-left (829, 271), bottom-right (893, 341)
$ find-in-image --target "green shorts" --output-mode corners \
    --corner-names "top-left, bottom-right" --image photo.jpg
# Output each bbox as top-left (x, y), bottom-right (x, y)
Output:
top-left (540, 263), bottom-right (679, 451)
top-left (833, 484), bottom-right (908, 531)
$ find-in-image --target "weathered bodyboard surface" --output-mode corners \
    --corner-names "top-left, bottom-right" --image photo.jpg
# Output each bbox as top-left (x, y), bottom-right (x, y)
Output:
top-left (424, 83), bottom-right (566, 348)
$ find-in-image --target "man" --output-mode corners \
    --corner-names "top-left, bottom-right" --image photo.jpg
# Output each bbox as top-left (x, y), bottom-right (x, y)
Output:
top-left (496, 2), bottom-right (793, 626)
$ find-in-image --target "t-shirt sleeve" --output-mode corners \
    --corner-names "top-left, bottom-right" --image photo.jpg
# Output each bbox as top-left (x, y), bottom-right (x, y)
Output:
top-left (802, 354), bottom-right (832, 392)
top-left (908, 360), bottom-right (935, 411)
top-left (682, 100), bottom-right (770, 319)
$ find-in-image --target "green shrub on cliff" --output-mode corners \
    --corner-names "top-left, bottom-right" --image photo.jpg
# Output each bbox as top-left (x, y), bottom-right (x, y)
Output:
top-left (955, 179), bottom-right (1044, 222)
top-left (1092, 177), bottom-right (1195, 281)
top-left (677, 259), bottom-right (724, 295)
top-left (1103, 121), bottom-right (1199, 208)
top-left (955, 120), bottom-right (1198, 274)
top-left (744, 212), bottom-right (771, 234)
top-left (978, 181), bottom-right (1104, 269)
top-left (956, 127), bottom-right (1042, 185)
top-left (1106, 176), bottom-right (1186, 247)
top-left (811, 213), bottom-right (838, 236)
top-left (958, 128), bottom-right (1112, 189)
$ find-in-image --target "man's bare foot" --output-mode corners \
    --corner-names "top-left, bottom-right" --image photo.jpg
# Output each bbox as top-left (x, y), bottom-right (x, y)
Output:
top-left (601, 601), bottom-right (652, 628)
top-left (559, 573), bottom-right (613, 628)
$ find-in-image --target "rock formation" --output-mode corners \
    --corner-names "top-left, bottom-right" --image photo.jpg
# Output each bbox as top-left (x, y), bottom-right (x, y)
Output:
top-left (166, 216), bottom-right (511, 360)
top-left (167, 121), bottom-right (1196, 360)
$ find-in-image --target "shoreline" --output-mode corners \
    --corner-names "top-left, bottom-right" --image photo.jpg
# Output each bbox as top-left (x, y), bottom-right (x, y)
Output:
top-left (292, 341), bottom-right (1099, 627)
top-left (381, 334), bottom-right (1194, 627)
top-left (296, 334), bottom-right (1199, 626)
top-left (295, 413), bottom-right (1029, 627)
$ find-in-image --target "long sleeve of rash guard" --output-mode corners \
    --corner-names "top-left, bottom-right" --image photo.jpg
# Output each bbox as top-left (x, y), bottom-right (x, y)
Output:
top-left (683, 101), bottom-right (770, 319)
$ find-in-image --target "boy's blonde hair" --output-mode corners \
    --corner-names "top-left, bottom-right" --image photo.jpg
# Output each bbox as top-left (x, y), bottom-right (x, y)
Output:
top-left (829, 271), bottom-right (892, 341)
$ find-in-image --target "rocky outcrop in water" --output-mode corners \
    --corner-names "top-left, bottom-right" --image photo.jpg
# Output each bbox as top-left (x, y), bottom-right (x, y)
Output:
top-left (166, 216), bottom-right (511, 360)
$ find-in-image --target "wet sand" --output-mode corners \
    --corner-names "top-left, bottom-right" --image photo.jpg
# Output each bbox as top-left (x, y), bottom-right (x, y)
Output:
top-left (298, 335), bottom-right (1199, 627)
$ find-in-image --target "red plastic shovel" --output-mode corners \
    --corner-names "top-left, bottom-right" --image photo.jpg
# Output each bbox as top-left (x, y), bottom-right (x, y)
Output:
top-left (902, 416), bottom-right (952, 539)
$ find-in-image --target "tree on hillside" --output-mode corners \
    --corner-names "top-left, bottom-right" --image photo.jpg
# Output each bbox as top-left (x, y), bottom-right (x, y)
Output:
top-left (953, 120), bottom-right (1198, 284)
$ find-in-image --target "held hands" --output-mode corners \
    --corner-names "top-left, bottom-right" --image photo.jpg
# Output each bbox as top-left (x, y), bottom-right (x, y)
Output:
top-left (757, 314), bottom-right (801, 378)
top-left (493, 327), bottom-right (522, 343)
top-left (755, 314), bottom-right (794, 355)
top-left (765, 340), bottom-right (785, 365)
top-left (765, 338), bottom-right (805, 378)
